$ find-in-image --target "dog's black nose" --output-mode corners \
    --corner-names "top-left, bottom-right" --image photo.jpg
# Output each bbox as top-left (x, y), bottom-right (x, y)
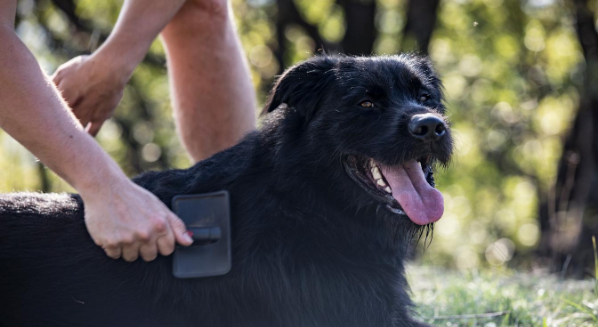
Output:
top-left (408, 114), bottom-right (446, 141)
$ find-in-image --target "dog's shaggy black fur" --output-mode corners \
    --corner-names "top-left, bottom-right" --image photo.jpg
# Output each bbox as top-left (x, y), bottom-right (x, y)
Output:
top-left (0, 54), bottom-right (452, 327)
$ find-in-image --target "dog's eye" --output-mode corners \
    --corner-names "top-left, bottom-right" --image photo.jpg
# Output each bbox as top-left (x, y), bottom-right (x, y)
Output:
top-left (360, 101), bottom-right (374, 108)
top-left (419, 94), bottom-right (431, 102)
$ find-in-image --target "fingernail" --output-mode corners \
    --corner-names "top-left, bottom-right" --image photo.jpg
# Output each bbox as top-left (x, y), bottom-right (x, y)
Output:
top-left (186, 230), bottom-right (194, 237)
top-left (184, 232), bottom-right (193, 243)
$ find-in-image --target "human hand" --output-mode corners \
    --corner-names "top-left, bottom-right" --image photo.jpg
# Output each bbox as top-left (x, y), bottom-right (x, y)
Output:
top-left (52, 54), bottom-right (130, 136)
top-left (80, 178), bottom-right (193, 262)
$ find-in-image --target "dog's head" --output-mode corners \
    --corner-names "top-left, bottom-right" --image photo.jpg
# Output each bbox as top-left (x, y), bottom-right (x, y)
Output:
top-left (265, 55), bottom-right (453, 226)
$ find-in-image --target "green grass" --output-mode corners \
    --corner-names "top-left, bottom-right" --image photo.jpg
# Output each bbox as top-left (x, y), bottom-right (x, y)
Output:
top-left (593, 236), bottom-right (598, 296)
top-left (407, 265), bottom-right (597, 327)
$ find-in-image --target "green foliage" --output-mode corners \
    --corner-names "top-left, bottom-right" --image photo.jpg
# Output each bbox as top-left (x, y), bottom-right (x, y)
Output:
top-left (416, 0), bottom-right (583, 270)
top-left (0, 0), bottom-right (593, 272)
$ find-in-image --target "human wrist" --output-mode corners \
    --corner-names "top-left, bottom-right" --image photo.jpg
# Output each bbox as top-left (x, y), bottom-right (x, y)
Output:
top-left (91, 44), bottom-right (138, 85)
top-left (93, 24), bottom-right (153, 80)
top-left (70, 152), bottom-right (131, 199)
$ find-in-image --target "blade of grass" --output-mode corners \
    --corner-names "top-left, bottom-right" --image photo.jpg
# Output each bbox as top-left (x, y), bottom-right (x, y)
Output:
top-left (593, 235), bottom-right (597, 295)
top-left (430, 311), bottom-right (510, 320)
top-left (562, 298), bottom-right (598, 322)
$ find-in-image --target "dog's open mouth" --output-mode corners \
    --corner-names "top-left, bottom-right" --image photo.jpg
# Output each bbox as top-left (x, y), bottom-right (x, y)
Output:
top-left (343, 155), bottom-right (444, 225)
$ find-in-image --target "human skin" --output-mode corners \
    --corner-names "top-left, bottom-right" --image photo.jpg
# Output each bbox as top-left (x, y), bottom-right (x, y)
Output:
top-left (53, 0), bottom-right (257, 162)
top-left (0, 1), bottom-right (193, 262)
top-left (161, 0), bottom-right (257, 162)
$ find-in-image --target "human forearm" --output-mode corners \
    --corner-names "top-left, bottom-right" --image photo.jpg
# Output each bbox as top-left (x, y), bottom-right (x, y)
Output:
top-left (94, 0), bottom-right (187, 78)
top-left (0, 26), bottom-right (127, 192)
top-left (50, 0), bottom-right (190, 137)
top-left (1, 20), bottom-right (193, 260)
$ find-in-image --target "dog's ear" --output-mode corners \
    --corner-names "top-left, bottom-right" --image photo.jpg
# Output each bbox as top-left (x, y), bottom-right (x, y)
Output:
top-left (405, 54), bottom-right (444, 97)
top-left (263, 57), bottom-right (337, 120)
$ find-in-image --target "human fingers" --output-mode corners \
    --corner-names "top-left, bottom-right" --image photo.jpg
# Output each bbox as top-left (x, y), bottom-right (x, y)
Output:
top-left (102, 245), bottom-right (122, 259)
top-left (51, 69), bottom-right (63, 87)
top-left (51, 59), bottom-right (76, 86)
top-left (139, 242), bottom-right (159, 262)
top-left (142, 213), bottom-right (175, 257)
top-left (153, 211), bottom-right (177, 256)
top-left (56, 78), bottom-right (84, 113)
top-left (122, 242), bottom-right (142, 262)
top-left (156, 231), bottom-right (176, 256)
top-left (55, 78), bottom-right (91, 130)
top-left (87, 120), bottom-right (105, 137)
top-left (167, 213), bottom-right (193, 247)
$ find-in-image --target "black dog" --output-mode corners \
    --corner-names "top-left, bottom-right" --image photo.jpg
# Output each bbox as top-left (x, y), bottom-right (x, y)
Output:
top-left (0, 54), bottom-right (452, 327)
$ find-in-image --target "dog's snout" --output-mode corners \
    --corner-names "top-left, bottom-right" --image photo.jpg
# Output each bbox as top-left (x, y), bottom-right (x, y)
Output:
top-left (408, 114), bottom-right (447, 141)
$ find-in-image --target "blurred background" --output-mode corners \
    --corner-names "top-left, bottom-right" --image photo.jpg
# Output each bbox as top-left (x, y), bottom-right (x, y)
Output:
top-left (2, 0), bottom-right (597, 278)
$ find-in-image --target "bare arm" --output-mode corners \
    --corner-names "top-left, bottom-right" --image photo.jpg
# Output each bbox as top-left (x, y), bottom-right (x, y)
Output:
top-left (98, 0), bottom-right (188, 74)
top-left (0, 2), bottom-right (192, 261)
top-left (53, 0), bottom-right (188, 135)
top-left (0, 24), bottom-right (118, 193)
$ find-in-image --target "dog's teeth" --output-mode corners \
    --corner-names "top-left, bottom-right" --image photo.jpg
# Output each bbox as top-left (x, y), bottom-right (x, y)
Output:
top-left (376, 179), bottom-right (386, 187)
top-left (384, 186), bottom-right (391, 193)
top-left (371, 167), bottom-right (382, 179)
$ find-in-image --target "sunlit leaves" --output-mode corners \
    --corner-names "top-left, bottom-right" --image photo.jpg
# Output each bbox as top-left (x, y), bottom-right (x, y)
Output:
top-left (424, 0), bottom-right (582, 269)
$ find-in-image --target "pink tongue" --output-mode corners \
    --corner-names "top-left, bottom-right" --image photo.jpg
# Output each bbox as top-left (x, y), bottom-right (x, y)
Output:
top-left (379, 160), bottom-right (444, 225)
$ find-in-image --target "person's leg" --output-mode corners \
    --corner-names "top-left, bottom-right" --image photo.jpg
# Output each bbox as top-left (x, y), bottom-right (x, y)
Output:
top-left (161, 0), bottom-right (256, 162)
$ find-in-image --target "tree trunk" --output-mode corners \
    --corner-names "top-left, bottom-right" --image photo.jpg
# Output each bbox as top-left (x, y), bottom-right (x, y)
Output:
top-left (538, 0), bottom-right (598, 278)
top-left (401, 0), bottom-right (440, 54)
top-left (338, 0), bottom-right (377, 55)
